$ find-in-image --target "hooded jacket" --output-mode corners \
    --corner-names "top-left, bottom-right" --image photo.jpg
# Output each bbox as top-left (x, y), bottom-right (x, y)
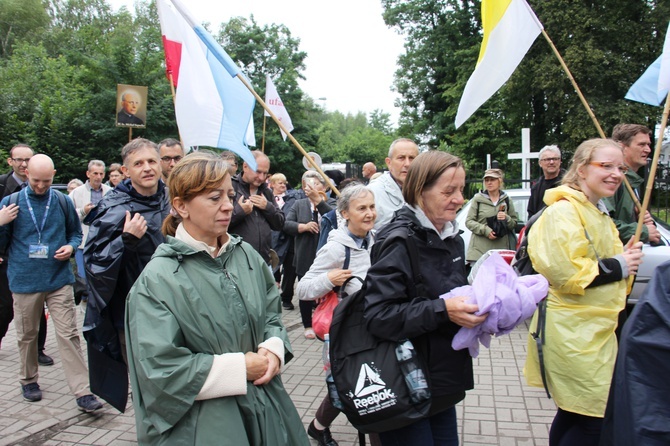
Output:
top-left (125, 235), bottom-right (308, 445)
top-left (368, 171), bottom-right (404, 230)
top-left (363, 206), bottom-right (473, 405)
top-left (296, 225), bottom-right (373, 301)
top-left (83, 178), bottom-right (169, 345)
top-left (465, 190), bottom-right (518, 262)
top-left (524, 185), bottom-right (627, 417)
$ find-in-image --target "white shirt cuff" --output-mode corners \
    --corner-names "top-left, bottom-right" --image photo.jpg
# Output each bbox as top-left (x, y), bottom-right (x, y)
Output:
top-left (195, 352), bottom-right (247, 400)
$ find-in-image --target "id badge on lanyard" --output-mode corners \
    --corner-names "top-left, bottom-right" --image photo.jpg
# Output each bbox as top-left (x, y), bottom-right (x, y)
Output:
top-left (25, 188), bottom-right (52, 259)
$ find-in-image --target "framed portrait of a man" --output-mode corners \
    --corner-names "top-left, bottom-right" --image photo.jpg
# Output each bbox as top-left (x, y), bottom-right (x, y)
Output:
top-left (116, 84), bottom-right (148, 128)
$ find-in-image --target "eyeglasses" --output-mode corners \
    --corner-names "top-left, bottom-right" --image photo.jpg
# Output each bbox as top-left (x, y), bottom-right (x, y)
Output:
top-left (160, 156), bottom-right (183, 163)
top-left (10, 158), bottom-right (31, 164)
top-left (589, 162), bottom-right (629, 174)
top-left (540, 157), bottom-right (561, 163)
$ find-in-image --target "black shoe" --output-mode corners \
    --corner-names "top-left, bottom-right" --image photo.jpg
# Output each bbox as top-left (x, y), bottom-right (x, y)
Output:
top-left (282, 302), bottom-right (295, 310)
top-left (38, 352), bottom-right (54, 366)
top-left (22, 383), bottom-right (42, 402)
top-left (308, 420), bottom-right (338, 446)
top-left (76, 394), bottom-right (103, 413)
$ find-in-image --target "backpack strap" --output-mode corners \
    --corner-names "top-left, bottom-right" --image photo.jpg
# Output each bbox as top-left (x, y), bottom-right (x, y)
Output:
top-left (531, 298), bottom-right (551, 398)
top-left (333, 246), bottom-right (351, 294)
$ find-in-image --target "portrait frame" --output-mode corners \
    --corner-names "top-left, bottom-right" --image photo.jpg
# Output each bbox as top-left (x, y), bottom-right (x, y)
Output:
top-left (116, 84), bottom-right (148, 128)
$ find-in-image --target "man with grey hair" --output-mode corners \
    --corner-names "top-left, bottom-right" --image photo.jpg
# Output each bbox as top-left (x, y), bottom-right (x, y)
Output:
top-left (69, 160), bottom-right (112, 304)
top-left (83, 138), bottom-right (169, 411)
top-left (230, 150), bottom-right (285, 263)
top-left (527, 145), bottom-right (566, 218)
top-left (368, 138), bottom-right (419, 230)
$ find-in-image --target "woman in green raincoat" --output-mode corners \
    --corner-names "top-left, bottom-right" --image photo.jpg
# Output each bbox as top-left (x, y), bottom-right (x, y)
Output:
top-left (523, 139), bottom-right (644, 446)
top-left (125, 151), bottom-right (309, 446)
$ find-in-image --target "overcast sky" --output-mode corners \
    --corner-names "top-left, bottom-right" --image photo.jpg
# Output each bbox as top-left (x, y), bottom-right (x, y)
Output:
top-left (108, 0), bottom-right (406, 123)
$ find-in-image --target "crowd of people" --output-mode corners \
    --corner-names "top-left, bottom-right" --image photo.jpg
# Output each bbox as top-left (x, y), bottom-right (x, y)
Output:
top-left (0, 124), bottom-right (665, 445)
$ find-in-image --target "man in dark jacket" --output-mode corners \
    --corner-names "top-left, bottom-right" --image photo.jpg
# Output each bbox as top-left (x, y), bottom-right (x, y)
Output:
top-left (604, 123), bottom-right (660, 245)
top-left (527, 145), bottom-right (565, 219)
top-left (229, 150), bottom-right (284, 264)
top-left (83, 138), bottom-right (169, 412)
top-left (0, 143), bottom-right (52, 366)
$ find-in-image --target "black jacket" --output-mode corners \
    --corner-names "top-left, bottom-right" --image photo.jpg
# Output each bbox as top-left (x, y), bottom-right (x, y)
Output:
top-left (363, 207), bottom-right (473, 399)
top-left (527, 169), bottom-right (565, 219)
top-left (284, 197), bottom-right (333, 277)
top-left (229, 174), bottom-right (285, 263)
top-left (83, 179), bottom-right (169, 335)
top-left (600, 260), bottom-right (670, 445)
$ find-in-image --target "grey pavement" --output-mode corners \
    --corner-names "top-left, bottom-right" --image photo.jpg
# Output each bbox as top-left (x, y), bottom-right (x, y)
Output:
top-left (0, 303), bottom-right (555, 445)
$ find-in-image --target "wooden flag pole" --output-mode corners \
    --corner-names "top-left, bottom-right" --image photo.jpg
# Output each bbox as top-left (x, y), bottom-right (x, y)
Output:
top-left (261, 115), bottom-right (267, 153)
top-left (235, 74), bottom-right (341, 196)
top-left (633, 91), bottom-right (670, 243)
top-left (541, 29), bottom-right (642, 210)
top-left (128, 127), bottom-right (132, 143)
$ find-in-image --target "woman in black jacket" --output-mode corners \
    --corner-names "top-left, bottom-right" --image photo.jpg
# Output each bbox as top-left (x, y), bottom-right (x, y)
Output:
top-left (363, 151), bottom-right (488, 445)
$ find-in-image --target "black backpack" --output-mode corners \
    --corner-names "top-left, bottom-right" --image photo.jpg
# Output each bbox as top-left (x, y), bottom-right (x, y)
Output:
top-left (329, 227), bottom-right (432, 433)
top-left (512, 206), bottom-right (546, 276)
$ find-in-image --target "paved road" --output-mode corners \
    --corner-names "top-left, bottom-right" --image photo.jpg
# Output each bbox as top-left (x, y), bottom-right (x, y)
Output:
top-left (0, 304), bottom-right (555, 445)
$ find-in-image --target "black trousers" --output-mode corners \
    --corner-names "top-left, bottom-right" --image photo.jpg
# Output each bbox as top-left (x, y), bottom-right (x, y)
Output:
top-left (0, 260), bottom-right (47, 351)
top-left (280, 247), bottom-right (297, 304)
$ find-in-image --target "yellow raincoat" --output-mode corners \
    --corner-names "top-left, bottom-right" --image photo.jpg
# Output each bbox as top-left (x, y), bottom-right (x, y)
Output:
top-left (523, 185), bottom-right (629, 417)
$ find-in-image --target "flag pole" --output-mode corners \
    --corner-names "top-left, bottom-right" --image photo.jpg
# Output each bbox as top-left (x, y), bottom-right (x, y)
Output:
top-left (261, 115), bottom-right (267, 153)
top-left (235, 74), bottom-right (341, 196)
top-left (633, 91), bottom-right (670, 243)
top-left (541, 29), bottom-right (643, 210)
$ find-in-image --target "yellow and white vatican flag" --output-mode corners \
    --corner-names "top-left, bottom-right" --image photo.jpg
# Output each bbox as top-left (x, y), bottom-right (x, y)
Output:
top-left (455, 0), bottom-right (543, 128)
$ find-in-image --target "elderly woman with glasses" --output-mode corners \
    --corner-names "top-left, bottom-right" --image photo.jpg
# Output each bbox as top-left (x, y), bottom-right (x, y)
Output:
top-left (524, 138), bottom-right (644, 446)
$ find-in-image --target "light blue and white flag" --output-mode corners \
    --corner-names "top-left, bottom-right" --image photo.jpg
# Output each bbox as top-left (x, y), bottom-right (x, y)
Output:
top-left (157, 0), bottom-right (257, 169)
top-left (625, 22), bottom-right (670, 107)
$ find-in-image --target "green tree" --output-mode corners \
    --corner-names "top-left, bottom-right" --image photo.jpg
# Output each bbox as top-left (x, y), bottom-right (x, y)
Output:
top-left (384, 0), bottom-right (670, 179)
top-left (0, 0), bottom-right (49, 58)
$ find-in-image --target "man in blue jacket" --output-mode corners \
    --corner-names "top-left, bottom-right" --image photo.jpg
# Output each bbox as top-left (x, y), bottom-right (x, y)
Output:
top-left (0, 154), bottom-right (102, 412)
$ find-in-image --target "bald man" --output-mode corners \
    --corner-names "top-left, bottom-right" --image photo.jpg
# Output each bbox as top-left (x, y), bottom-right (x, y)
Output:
top-left (230, 150), bottom-right (285, 263)
top-left (362, 162), bottom-right (377, 184)
top-left (0, 155), bottom-right (102, 411)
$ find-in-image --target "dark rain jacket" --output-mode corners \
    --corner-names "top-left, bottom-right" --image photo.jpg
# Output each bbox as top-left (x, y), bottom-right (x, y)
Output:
top-left (600, 259), bottom-right (670, 445)
top-left (82, 179), bottom-right (169, 410)
top-left (363, 206), bottom-right (474, 404)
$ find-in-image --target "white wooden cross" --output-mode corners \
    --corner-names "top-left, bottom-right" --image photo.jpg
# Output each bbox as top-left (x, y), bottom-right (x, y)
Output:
top-left (507, 128), bottom-right (538, 188)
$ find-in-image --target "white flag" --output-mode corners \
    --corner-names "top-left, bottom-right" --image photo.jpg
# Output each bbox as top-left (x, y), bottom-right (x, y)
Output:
top-left (157, 0), bottom-right (257, 169)
top-left (264, 75), bottom-right (294, 140)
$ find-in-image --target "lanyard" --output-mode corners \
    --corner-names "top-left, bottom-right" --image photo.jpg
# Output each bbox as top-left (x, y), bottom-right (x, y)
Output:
top-left (24, 187), bottom-right (52, 244)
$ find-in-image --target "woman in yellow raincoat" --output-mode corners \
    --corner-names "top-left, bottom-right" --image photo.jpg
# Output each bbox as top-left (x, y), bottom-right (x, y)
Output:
top-left (523, 138), bottom-right (644, 446)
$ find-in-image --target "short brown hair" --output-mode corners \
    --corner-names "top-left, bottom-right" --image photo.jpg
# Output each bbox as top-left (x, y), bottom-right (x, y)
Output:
top-left (121, 138), bottom-right (158, 164)
top-left (402, 151), bottom-right (464, 207)
top-left (161, 151), bottom-right (230, 236)
top-left (612, 124), bottom-right (651, 147)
